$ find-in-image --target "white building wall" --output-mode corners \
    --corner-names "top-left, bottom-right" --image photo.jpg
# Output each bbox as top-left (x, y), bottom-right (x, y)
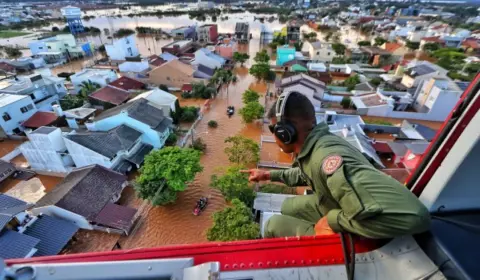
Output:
top-left (105, 35), bottom-right (139, 61)
top-left (309, 44), bottom-right (334, 62)
top-left (283, 84), bottom-right (322, 109)
top-left (0, 96), bottom-right (37, 135)
top-left (63, 137), bottom-right (113, 168)
top-left (193, 51), bottom-right (222, 69)
top-left (19, 133), bottom-right (69, 173)
top-left (70, 70), bottom-right (118, 93)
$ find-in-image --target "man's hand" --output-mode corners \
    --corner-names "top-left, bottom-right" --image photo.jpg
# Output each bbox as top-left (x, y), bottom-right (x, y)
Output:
top-left (314, 216), bottom-right (336, 236)
top-left (240, 169), bottom-right (270, 182)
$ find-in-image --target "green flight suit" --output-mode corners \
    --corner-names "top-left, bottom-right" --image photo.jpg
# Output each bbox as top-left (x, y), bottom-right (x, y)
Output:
top-left (266, 123), bottom-right (431, 239)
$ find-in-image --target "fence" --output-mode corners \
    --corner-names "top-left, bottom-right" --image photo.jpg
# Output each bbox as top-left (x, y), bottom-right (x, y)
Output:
top-left (178, 112), bottom-right (203, 148)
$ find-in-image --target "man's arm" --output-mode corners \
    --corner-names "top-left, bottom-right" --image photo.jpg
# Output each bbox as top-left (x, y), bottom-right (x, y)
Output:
top-left (270, 167), bottom-right (307, 187)
top-left (320, 161), bottom-right (431, 239)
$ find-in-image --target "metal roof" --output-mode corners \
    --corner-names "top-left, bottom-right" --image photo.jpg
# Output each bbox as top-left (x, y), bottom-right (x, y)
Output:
top-left (0, 230), bottom-right (40, 259)
top-left (23, 215), bottom-right (78, 257)
top-left (31, 126), bottom-right (58, 135)
top-left (93, 203), bottom-right (137, 234)
top-left (0, 193), bottom-right (27, 209)
top-left (125, 143), bottom-right (153, 165)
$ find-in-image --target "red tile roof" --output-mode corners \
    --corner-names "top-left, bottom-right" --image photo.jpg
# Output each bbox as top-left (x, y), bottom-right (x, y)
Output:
top-left (108, 76), bottom-right (146, 91)
top-left (181, 83), bottom-right (193, 92)
top-left (148, 55), bottom-right (167, 67)
top-left (22, 111), bottom-right (58, 128)
top-left (0, 62), bottom-right (15, 72)
top-left (422, 36), bottom-right (443, 43)
top-left (462, 39), bottom-right (480, 50)
top-left (89, 86), bottom-right (131, 105)
top-left (384, 42), bottom-right (402, 53)
top-left (93, 203), bottom-right (137, 234)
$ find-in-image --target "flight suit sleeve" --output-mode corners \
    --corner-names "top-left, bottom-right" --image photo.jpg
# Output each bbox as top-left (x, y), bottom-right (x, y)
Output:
top-left (321, 157), bottom-right (431, 239)
top-left (269, 167), bottom-right (307, 187)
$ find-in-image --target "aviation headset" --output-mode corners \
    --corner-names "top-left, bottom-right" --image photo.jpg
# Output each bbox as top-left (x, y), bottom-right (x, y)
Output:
top-left (274, 91), bottom-right (297, 145)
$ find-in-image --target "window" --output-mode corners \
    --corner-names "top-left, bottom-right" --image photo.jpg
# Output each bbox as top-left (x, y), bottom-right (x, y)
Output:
top-left (166, 77), bottom-right (170, 81)
top-left (48, 46), bottom-right (51, 49)
top-left (56, 84), bottom-right (62, 89)
top-left (39, 47), bottom-right (43, 50)
top-left (316, 51), bottom-right (320, 55)
top-left (64, 43), bottom-right (68, 47)
top-left (2, 113), bottom-right (11, 122)
top-left (20, 106), bottom-right (32, 113)
top-left (29, 93), bottom-right (35, 100)
top-left (328, 52), bottom-right (331, 56)
top-left (12, 128), bottom-right (21, 134)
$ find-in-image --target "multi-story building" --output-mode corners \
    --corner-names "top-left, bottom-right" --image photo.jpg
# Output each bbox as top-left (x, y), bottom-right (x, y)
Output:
top-left (105, 35), bottom-right (140, 61)
top-left (235, 22), bottom-right (249, 42)
top-left (28, 34), bottom-right (84, 64)
top-left (196, 24), bottom-right (218, 43)
top-left (0, 72), bottom-right (67, 111)
top-left (401, 61), bottom-right (448, 88)
top-left (69, 69), bottom-right (118, 93)
top-left (170, 26), bottom-right (196, 40)
top-left (307, 41), bottom-right (334, 63)
top-left (0, 94), bottom-right (36, 136)
top-left (286, 23), bottom-right (300, 43)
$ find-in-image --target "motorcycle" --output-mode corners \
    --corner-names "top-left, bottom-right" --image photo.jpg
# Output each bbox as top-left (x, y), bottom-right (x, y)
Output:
top-left (193, 197), bottom-right (209, 216)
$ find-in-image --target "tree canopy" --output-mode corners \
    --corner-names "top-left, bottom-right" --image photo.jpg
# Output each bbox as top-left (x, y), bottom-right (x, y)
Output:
top-left (113, 28), bottom-right (135, 38)
top-left (210, 165), bottom-right (256, 207)
top-left (374, 37), bottom-right (387, 46)
top-left (358, 40), bottom-right (371, 46)
top-left (344, 75), bottom-right (361, 91)
top-left (242, 89), bottom-right (260, 104)
top-left (239, 101), bottom-right (265, 123)
top-left (249, 63), bottom-right (271, 81)
top-left (423, 42), bottom-right (441, 52)
top-left (79, 80), bottom-right (101, 98)
top-left (254, 49), bottom-right (270, 63)
top-left (332, 43), bottom-right (346, 55)
top-left (4, 47), bottom-right (22, 59)
top-left (332, 56), bottom-right (351, 64)
top-left (135, 147), bottom-right (203, 205)
top-left (60, 94), bottom-right (85, 110)
top-left (187, 82), bottom-right (216, 99)
top-left (224, 135), bottom-right (260, 165)
top-left (405, 40), bottom-right (420, 50)
top-left (207, 198), bottom-right (260, 241)
top-left (232, 52), bottom-right (250, 66)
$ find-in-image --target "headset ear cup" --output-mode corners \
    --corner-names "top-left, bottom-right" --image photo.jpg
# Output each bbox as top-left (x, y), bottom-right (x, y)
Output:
top-left (274, 122), bottom-right (297, 145)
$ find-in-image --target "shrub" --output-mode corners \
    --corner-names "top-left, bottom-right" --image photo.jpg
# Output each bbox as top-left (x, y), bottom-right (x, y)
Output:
top-left (190, 138), bottom-right (207, 152)
top-left (340, 97), bottom-right (352, 109)
top-left (208, 120), bottom-right (218, 128)
top-left (165, 133), bottom-right (178, 146)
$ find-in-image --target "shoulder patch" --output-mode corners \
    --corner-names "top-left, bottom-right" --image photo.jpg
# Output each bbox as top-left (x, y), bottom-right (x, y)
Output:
top-left (322, 155), bottom-right (343, 175)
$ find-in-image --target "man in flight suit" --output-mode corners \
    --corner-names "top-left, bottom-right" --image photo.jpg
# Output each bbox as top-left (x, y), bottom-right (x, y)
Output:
top-left (242, 91), bottom-right (431, 238)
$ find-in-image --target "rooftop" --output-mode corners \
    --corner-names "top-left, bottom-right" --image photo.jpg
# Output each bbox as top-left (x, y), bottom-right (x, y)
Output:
top-left (235, 22), bottom-right (249, 33)
top-left (64, 107), bottom-right (96, 120)
top-left (89, 86), bottom-right (131, 106)
top-left (0, 230), bottom-right (39, 259)
top-left (162, 40), bottom-right (192, 49)
top-left (92, 202), bottom-right (137, 234)
top-left (360, 46), bottom-right (391, 56)
top-left (281, 73), bottom-right (326, 89)
top-left (0, 93), bottom-right (28, 107)
top-left (383, 42), bottom-right (403, 53)
top-left (309, 41), bottom-right (331, 50)
top-left (36, 165), bottom-right (127, 220)
top-left (405, 64), bottom-right (436, 77)
top-left (65, 124), bottom-right (143, 159)
top-left (71, 69), bottom-right (116, 80)
top-left (148, 55), bottom-right (167, 67)
top-left (108, 76), bottom-right (145, 91)
top-left (22, 111), bottom-right (58, 129)
top-left (31, 126), bottom-right (58, 135)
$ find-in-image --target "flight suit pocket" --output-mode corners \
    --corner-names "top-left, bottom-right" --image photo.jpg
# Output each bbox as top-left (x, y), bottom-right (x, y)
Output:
top-left (327, 165), bottom-right (365, 220)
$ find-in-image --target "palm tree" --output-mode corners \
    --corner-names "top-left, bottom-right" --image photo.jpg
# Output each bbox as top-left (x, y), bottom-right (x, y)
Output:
top-left (210, 69), bottom-right (237, 103)
top-left (79, 80), bottom-right (101, 99)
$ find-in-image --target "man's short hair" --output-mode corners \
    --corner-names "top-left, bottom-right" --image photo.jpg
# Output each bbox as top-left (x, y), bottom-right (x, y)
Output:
top-left (269, 92), bottom-right (316, 127)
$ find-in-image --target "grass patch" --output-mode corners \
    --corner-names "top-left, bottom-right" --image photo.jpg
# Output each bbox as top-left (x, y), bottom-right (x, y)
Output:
top-left (0, 31), bottom-right (30, 38)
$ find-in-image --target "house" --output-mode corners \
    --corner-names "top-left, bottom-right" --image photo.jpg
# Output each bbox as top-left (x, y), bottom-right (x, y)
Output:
top-left (147, 55), bottom-right (167, 68)
top-left (181, 84), bottom-right (193, 94)
top-left (350, 46), bottom-right (392, 66)
top-left (161, 40), bottom-right (194, 56)
top-left (197, 24), bottom-right (218, 43)
top-left (129, 88), bottom-right (178, 115)
top-left (235, 22), bottom-right (249, 42)
top-left (0, 72), bottom-right (67, 111)
top-left (398, 142), bottom-right (429, 170)
top-left (70, 69), bottom-right (118, 93)
top-left (87, 98), bottom-right (172, 149)
top-left (0, 94), bottom-right (37, 136)
top-left (352, 82), bottom-right (376, 95)
top-left (148, 59), bottom-right (199, 89)
top-left (441, 36), bottom-right (463, 48)
top-left (88, 86), bottom-right (131, 109)
top-left (108, 76), bottom-right (146, 92)
top-left (286, 22), bottom-right (301, 43)
top-left (380, 42), bottom-right (408, 59)
top-left (278, 74), bottom-right (326, 109)
top-left (0, 194), bottom-right (79, 259)
top-left (193, 48), bottom-right (226, 70)
top-left (461, 38), bottom-right (480, 55)
top-left (64, 124), bottom-right (152, 173)
top-left (401, 61), bottom-right (448, 88)
top-left (276, 46), bottom-right (296, 66)
top-left (307, 62), bottom-right (327, 72)
top-left (19, 127), bottom-right (74, 173)
top-left (105, 35), bottom-right (140, 61)
top-left (215, 39), bottom-right (238, 59)
top-left (118, 60), bottom-right (150, 73)
top-left (345, 64), bottom-right (387, 78)
top-left (22, 110), bottom-right (63, 130)
top-left (0, 57), bottom-right (45, 74)
top-left (159, 53), bottom-right (178, 62)
top-left (419, 36), bottom-right (445, 50)
top-left (398, 120), bottom-right (437, 141)
top-left (307, 41), bottom-right (334, 62)
top-left (34, 165), bottom-right (138, 235)
top-left (170, 26), bottom-right (196, 40)
top-left (28, 34), bottom-right (84, 64)
top-left (64, 107), bottom-right (96, 129)
top-left (0, 160), bottom-right (16, 184)
top-left (194, 64), bottom-right (216, 79)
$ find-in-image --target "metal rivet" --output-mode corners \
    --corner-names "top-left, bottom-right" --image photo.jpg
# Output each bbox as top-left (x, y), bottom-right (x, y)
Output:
top-left (249, 263), bottom-right (254, 268)
top-left (292, 260), bottom-right (296, 264)
top-left (267, 261), bottom-right (272, 266)
top-left (240, 263), bottom-right (245, 268)
top-left (316, 259), bottom-right (320, 263)
top-left (233, 264), bottom-right (237, 269)
top-left (398, 248), bottom-right (402, 252)
top-left (258, 262), bottom-right (263, 267)
top-left (380, 254), bottom-right (384, 258)
top-left (148, 266), bottom-right (152, 271)
top-left (275, 261), bottom-right (279, 266)
top-left (363, 257), bottom-right (368, 261)
top-left (284, 260), bottom-right (288, 265)
top-left (308, 260), bottom-right (313, 264)
top-left (356, 258), bottom-right (360, 262)
top-left (301, 260), bottom-right (305, 264)
top-left (224, 264), bottom-right (229, 269)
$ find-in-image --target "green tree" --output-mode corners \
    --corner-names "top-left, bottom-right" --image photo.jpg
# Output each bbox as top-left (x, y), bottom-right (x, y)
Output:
top-left (191, 82), bottom-right (216, 99)
top-left (254, 49), bottom-right (270, 63)
top-left (242, 89), bottom-right (260, 104)
top-left (405, 40), bottom-right (420, 50)
top-left (60, 94), bottom-right (85, 110)
top-left (374, 37), bottom-right (387, 46)
top-left (423, 42), bottom-right (440, 52)
top-left (340, 96), bottom-right (352, 109)
top-left (113, 28), bottom-right (135, 38)
top-left (358, 40), bottom-right (371, 46)
top-left (165, 133), bottom-right (178, 146)
top-left (369, 77), bottom-right (383, 87)
top-left (135, 147), bottom-right (203, 205)
top-left (4, 47), bottom-right (22, 59)
top-left (190, 138), bottom-right (207, 152)
top-left (179, 106), bottom-right (198, 122)
top-left (239, 101), bottom-right (265, 123)
top-left (249, 63), bottom-right (271, 81)
top-left (232, 52), bottom-right (250, 66)
top-left (210, 69), bottom-right (237, 99)
top-left (344, 75), bottom-right (361, 91)
top-left (325, 31), bottom-right (333, 42)
top-left (332, 56), bottom-right (351, 64)
top-left (224, 135), bottom-right (260, 165)
top-left (208, 120), bottom-right (218, 128)
top-left (210, 165), bottom-right (256, 207)
top-left (332, 43), bottom-right (346, 55)
top-left (207, 198), bottom-right (259, 241)
top-left (78, 80), bottom-right (101, 98)
top-left (293, 41), bottom-right (303, 51)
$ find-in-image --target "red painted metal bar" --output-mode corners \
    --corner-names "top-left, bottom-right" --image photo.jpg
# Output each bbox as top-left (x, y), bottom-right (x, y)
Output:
top-left (6, 235), bottom-right (381, 271)
top-left (408, 74), bottom-right (480, 196)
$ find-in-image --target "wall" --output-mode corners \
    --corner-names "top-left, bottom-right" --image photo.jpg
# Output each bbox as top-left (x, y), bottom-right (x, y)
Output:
top-left (92, 113), bottom-right (164, 149)
top-left (28, 41), bottom-right (47, 55)
top-left (309, 44), bottom-right (334, 62)
top-left (283, 84), bottom-right (321, 108)
top-left (19, 136), bottom-right (69, 173)
top-left (63, 137), bottom-right (113, 168)
top-left (119, 61), bottom-right (149, 73)
top-left (0, 96), bottom-right (37, 135)
top-left (194, 51), bottom-right (222, 69)
top-left (106, 35), bottom-right (139, 61)
top-left (148, 64), bottom-right (196, 89)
